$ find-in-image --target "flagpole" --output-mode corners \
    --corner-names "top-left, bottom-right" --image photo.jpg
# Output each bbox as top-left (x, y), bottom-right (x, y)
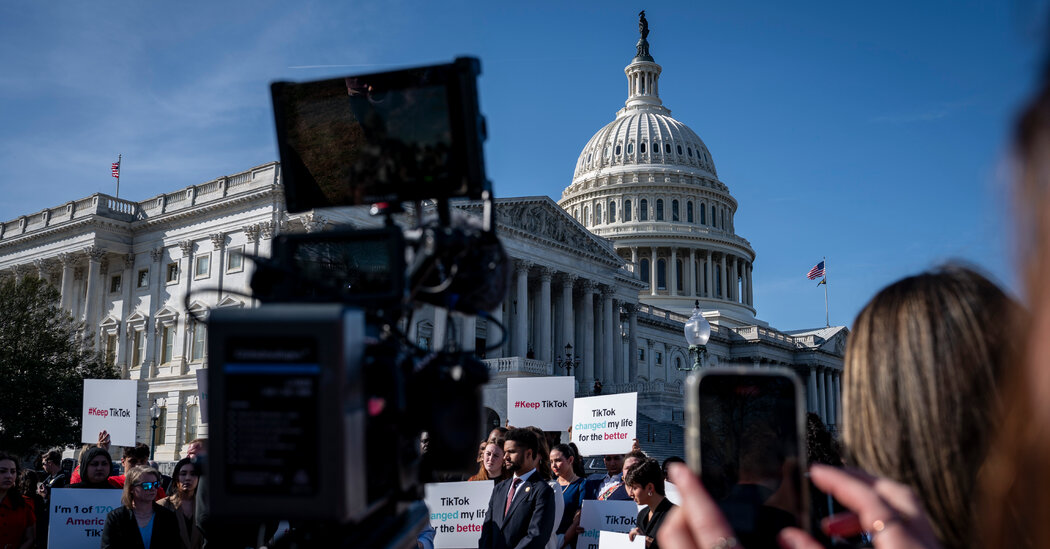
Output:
top-left (115, 154), bottom-right (121, 199)
top-left (823, 256), bottom-right (829, 327)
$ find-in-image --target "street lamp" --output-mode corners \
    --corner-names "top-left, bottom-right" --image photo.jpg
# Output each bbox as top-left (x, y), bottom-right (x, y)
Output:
top-left (556, 343), bottom-right (581, 375)
top-left (682, 300), bottom-right (711, 371)
top-left (149, 402), bottom-right (161, 460)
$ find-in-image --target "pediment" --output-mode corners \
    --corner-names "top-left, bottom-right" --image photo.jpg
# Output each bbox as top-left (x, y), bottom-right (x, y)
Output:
top-left (99, 316), bottom-right (120, 328)
top-left (126, 311), bottom-right (147, 325)
top-left (466, 197), bottom-right (624, 268)
top-left (216, 296), bottom-right (244, 308)
top-left (156, 306), bottom-right (179, 321)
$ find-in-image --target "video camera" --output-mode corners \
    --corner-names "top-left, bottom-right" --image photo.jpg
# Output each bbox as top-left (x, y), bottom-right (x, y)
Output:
top-left (204, 57), bottom-right (507, 547)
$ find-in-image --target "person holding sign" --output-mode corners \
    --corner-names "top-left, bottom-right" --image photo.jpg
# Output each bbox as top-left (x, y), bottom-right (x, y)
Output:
top-left (69, 447), bottom-right (120, 490)
top-left (479, 428), bottom-right (556, 549)
top-left (0, 452), bottom-right (35, 549)
top-left (101, 466), bottom-right (179, 549)
top-left (626, 459), bottom-right (676, 549)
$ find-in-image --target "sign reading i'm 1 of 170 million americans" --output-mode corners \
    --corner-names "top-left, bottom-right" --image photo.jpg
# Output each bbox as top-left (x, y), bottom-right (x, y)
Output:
top-left (506, 376), bottom-right (575, 431)
top-left (571, 392), bottom-right (637, 456)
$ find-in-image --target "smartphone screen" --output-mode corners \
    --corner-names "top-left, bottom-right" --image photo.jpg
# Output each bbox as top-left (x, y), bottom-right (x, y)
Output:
top-left (689, 369), bottom-right (808, 549)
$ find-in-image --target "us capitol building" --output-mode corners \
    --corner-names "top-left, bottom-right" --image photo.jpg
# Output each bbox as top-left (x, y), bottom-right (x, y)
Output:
top-left (0, 20), bottom-right (845, 462)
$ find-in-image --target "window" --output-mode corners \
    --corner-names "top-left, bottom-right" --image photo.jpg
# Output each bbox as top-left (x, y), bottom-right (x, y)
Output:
top-left (657, 259), bottom-right (667, 290)
top-left (166, 262), bottom-right (179, 284)
top-left (716, 269), bottom-right (723, 297)
top-left (677, 259), bottom-right (684, 291)
top-left (105, 333), bottom-right (117, 366)
top-left (640, 199), bottom-right (648, 221)
top-left (711, 205), bottom-right (717, 228)
top-left (131, 329), bottom-right (145, 367)
top-left (672, 200), bottom-right (680, 221)
top-left (656, 199), bottom-right (664, 221)
top-left (638, 348), bottom-right (645, 361)
top-left (227, 247), bottom-right (244, 273)
top-left (609, 201), bottom-right (616, 223)
top-left (194, 254), bottom-right (210, 279)
top-left (190, 322), bottom-right (207, 362)
top-left (677, 145), bottom-right (683, 155)
top-left (640, 259), bottom-right (650, 283)
top-left (656, 351), bottom-right (663, 365)
top-left (573, 208), bottom-right (579, 220)
top-left (161, 326), bottom-right (175, 364)
top-left (721, 209), bottom-right (726, 229)
top-left (136, 268), bottom-right (149, 288)
top-left (665, 143), bottom-right (671, 154)
top-left (419, 336), bottom-right (431, 351)
top-left (688, 147), bottom-right (693, 157)
top-left (184, 402), bottom-right (199, 444)
top-left (615, 144), bottom-right (622, 155)
top-left (675, 357), bottom-right (682, 369)
top-left (154, 407), bottom-right (167, 445)
top-left (595, 203), bottom-right (602, 224)
top-left (700, 203), bottom-right (707, 224)
top-left (624, 200), bottom-right (632, 222)
top-left (687, 201), bottom-right (694, 223)
top-left (627, 143), bottom-right (634, 154)
top-left (640, 142), bottom-right (646, 154)
top-left (583, 206), bottom-right (589, 225)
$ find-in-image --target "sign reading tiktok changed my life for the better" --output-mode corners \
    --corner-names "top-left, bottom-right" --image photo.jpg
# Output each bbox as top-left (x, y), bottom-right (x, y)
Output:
top-left (571, 392), bottom-right (637, 456)
top-left (81, 379), bottom-right (138, 447)
top-left (506, 376), bottom-right (575, 431)
top-left (424, 480), bottom-right (494, 548)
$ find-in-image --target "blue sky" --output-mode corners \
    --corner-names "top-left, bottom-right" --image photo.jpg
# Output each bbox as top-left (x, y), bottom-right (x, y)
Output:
top-left (0, 1), bottom-right (1042, 330)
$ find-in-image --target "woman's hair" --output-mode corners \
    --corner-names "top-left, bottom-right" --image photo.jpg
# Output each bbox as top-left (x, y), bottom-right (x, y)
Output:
top-left (567, 443), bottom-right (586, 477)
top-left (121, 466), bottom-right (161, 508)
top-left (17, 469), bottom-right (38, 498)
top-left (979, 56), bottom-right (1050, 548)
top-left (623, 458), bottom-right (664, 496)
top-left (169, 457), bottom-right (197, 507)
top-left (0, 452), bottom-right (24, 509)
top-left (79, 447), bottom-right (113, 481)
top-left (843, 264), bottom-right (1018, 549)
top-left (469, 440), bottom-right (507, 482)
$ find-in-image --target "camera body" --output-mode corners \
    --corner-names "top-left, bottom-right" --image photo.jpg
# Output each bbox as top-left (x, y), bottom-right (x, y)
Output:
top-left (204, 57), bottom-right (504, 543)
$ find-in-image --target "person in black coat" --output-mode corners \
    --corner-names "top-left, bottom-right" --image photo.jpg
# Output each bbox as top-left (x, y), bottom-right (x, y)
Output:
top-left (479, 428), bottom-right (556, 549)
top-left (101, 466), bottom-right (179, 549)
top-left (626, 458), bottom-right (676, 549)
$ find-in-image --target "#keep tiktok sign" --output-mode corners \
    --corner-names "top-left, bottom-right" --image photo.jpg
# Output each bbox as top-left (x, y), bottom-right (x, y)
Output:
top-left (81, 379), bottom-right (139, 447)
top-left (506, 376), bottom-right (575, 431)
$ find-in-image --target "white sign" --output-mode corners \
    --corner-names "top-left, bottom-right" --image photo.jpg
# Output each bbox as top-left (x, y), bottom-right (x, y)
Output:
top-left (599, 530), bottom-right (646, 548)
top-left (81, 379), bottom-right (138, 447)
top-left (424, 480), bottom-right (495, 548)
top-left (578, 499), bottom-right (638, 549)
top-left (571, 392), bottom-right (637, 456)
top-left (506, 377), bottom-right (575, 431)
top-left (196, 368), bottom-right (209, 424)
top-left (48, 488), bottom-right (123, 548)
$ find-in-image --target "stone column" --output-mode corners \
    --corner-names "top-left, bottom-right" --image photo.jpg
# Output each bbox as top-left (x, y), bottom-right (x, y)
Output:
top-left (730, 256), bottom-right (738, 302)
top-left (834, 373), bottom-right (842, 425)
top-left (514, 260), bottom-right (531, 357)
top-left (816, 366), bottom-right (827, 421)
top-left (824, 369), bottom-right (834, 425)
top-left (560, 274), bottom-right (576, 368)
top-left (720, 254), bottom-right (728, 299)
top-left (646, 339), bottom-right (655, 381)
top-left (58, 253), bottom-right (75, 313)
top-left (211, 232), bottom-right (226, 298)
top-left (649, 247), bottom-right (657, 296)
top-left (178, 240), bottom-right (195, 369)
top-left (704, 250), bottom-right (712, 297)
top-left (538, 268), bottom-right (553, 362)
top-left (688, 249), bottom-right (696, 297)
top-left (603, 288), bottom-right (615, 384)
top-left (626, 304), bottom-right (638, 382)
top-left (670, 248), bottom-right (678, 296)
top-left (807, 366), bottom-right (818, 413)
top-left (84, 246), bottom-right (105, 346)
top-left (630, 248), bottom-right (638, 273)
top-left (581, 280), bottom-right (595, 388)
top-left (748, 264), bottom-right (754, 306)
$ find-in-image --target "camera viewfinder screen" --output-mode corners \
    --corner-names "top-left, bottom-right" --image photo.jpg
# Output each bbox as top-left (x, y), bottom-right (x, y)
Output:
top-left (273, 69), bottom-right (456, 209)
top-left (698, 374), bottom-right (804, 548)
top-left (290, 236), bottom-right (396, 301)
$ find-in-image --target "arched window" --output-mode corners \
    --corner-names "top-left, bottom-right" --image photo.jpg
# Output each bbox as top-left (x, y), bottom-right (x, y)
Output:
top-left (672, 200), bottom-right (680, 221)
top-left (640, 142), bottom-right (647, 154)
top-left (676, 259), bottom-right (684, 292)
top-left (656, 199), bottom-right (664, 221)
top-left (640, 199), bottom-right (649, 221)
top-left (700, 203), bottom-right (706, 224)
top-left (715, 269), bottom-right (722, 297)
top-left (657, 259), bottom-right (667, 290)
top-left (595, 203), bottom-right (602, 224)
top-left (721, 208), bottom-right (726, 229)
top-left (711, 205), bottom-right (717, 228)
top-left (573, 208), bottom-right (579, 220)
top-left (609, 201), bottom-right (616, 222)
top-left (624, 199), bottom-right (632, 222)
top-left (687, 201), bottom-right (694, 223)
top-left (640, 259), bottom-right (650, 283)
top-left (627, 143), bottom-right (634, 154)
top-left (688, 147), bottom-right (693, 157)
top-left (583, 206), bottom-right (589, 225)
top-left (616, 144), bottom-right (622, 155)
top-left (665, 143), bottom-right (671, 154)
top-left (677, 145), bottom-right (683, 155)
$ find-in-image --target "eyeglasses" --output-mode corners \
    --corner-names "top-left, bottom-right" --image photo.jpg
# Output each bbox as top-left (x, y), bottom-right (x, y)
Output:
top-left (136, 481), bottom-right (160, 490)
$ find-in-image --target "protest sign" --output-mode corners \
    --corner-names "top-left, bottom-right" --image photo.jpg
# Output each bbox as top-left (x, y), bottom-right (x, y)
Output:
top-left (81, 379), bottom-right (138, 446)
top-left (506, 376), bottom-right (575, 430)
top-left (578, 499), bottom-right (639, 549)
top-left (599, 530), bottom-right (646, 548)
top-left (196, 368), bottom-right (209, 423)
top-left (424, 480), bottom-right (495, 548)
top-left (48, 488), bottom-right (123, 548)
top-left (571, 392), bottom-right (637, 455)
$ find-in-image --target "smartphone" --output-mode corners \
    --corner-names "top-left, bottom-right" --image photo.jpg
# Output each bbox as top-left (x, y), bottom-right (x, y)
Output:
top-left (686, 367), bottom-right (809, 549)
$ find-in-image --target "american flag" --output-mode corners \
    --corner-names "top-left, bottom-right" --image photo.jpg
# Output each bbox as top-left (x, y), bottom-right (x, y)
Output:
top-left (806, 260), bottom-right (825, 280)
top-left (111, 161), bottom-right (120, 178)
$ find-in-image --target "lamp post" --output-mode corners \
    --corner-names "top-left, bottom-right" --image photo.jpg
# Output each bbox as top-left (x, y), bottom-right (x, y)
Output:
top-left (556, 342), bottom-right (581, 375)
top-left (682, 300), bottom-right (711, 371)
top-left (149, 403), bottom-right (160, 460)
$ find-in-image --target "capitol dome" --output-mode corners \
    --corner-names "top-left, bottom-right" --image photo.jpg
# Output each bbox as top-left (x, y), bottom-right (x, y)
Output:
top-left (558, 16), bottom-right (757, 324)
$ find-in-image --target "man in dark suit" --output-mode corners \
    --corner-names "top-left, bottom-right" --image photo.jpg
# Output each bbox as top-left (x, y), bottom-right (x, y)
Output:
top-left (479, 428), bottom-right (556, 549)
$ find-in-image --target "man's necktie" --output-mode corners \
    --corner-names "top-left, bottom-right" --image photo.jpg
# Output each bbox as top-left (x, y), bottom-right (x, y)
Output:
top-left (504, 477), bottom-right (522, 517)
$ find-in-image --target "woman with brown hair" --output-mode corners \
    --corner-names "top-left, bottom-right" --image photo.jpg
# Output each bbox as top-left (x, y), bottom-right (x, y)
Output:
top-left (101, 466), bottom-right (179, 549)
top-left (842, 264), bottom-right (1018, 548)
top-left (469, 439), bottom-right (509, 482)
top-left (159, 458), bottom-right (202, 549)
